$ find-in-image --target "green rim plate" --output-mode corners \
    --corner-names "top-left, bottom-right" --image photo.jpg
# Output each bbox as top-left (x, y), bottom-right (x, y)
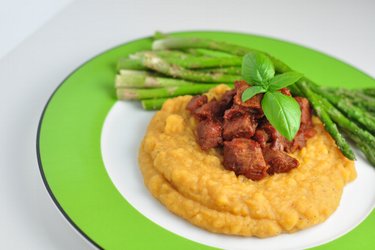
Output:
top-left (37, 31), bottom-right (375, 249)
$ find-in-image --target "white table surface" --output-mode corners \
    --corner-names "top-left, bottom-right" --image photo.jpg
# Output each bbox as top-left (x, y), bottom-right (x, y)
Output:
top-left (0, 0), bottom-right (374, 249)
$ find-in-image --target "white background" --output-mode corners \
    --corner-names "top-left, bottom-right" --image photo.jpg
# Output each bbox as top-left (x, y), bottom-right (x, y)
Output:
top-left (0, 0), bottom-right (374, 249)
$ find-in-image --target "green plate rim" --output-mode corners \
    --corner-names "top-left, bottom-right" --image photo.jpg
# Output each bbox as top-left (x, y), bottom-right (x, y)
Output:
top-left (36, 30), bottom-right (375, 250)
top-left (35, 49), bottom-right (113, 250)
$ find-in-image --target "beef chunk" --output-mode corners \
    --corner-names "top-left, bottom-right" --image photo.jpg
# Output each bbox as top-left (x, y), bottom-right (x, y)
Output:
top-left (260, 122), bottom-right (289, 151)
top-left (287, 130), bottom-right (306, 152)
top-left (261, 121), bottom-right (279, 141)
top-left (279, 88), bottom-right (291, 96)
top-left (282, 97), bottom-right (316, 152)
top-left (223, 105), bottom-right (248, 120)
top-left (197, 119), bottom-right (223, 150)
top-left (194, 99), bottom-right (221, 121)
top-left (304, 127), bottom-right (316, 138)
top-left (187, 95), bottom-right (208, 113)
top-left (233, 80), bottom-right (263, 111)
top-left (193, 90), bottom-right (236, 122)
top-left (263, 147), bottom-right (299, 175)
top-left (253, 129), bottom-right (269, 148)
top-left (287, 127), bottom-right (316, 152)
top-left (205, 89), bottom-right (237, 120)
top-left (219, 89), bottom-right (236, 110)
top-left (223, 138), bottom-right (268, 181)
top-left (295, 97), bottom-right (313, 127)
top-left (223, 113), bottom-right (257, 141)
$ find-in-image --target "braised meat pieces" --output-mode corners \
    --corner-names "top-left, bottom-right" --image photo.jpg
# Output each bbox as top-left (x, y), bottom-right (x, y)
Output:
top-left (263, 148), bottom-right (299, 175)
top-left (197, 119), bottom-right (223, 150)
top-left (223, 112), bottom-right (257, 141)
top-left (223, 138), bottom-right (268, 181)
top-left (187, 81), bottom-right (316, 181)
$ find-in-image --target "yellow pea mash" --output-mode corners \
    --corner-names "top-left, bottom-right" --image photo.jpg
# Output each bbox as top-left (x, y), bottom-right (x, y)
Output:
top-left (138, 85), bottom-right (356, 237)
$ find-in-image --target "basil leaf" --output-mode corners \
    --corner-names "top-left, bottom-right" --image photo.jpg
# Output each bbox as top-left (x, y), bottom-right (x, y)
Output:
top-left (241, 86), bottom-right (267, 102)
top-left (262, 91), bottom-right (301, 141)
top-left (268, 72), bottom-right (303, 91)
top-left (241, 52), bottom-right (275, 85)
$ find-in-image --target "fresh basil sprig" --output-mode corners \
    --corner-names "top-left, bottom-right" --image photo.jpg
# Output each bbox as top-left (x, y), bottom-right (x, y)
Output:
top-left (241, 52), bottom-right (303, 141)
top-left (241, 52), bottom-right (275, 84)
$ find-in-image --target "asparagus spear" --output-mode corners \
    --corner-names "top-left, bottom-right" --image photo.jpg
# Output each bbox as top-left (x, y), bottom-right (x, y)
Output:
top-left (153, 37), bottom-right (252, 56)
top-left (323, 86), bottom-right (375, 100)
top-left (117, 83), bottom-right (234, 100)
top-left (134, 49), bottom-right (233, 59)
top-left (116, 70), bottom-right (200, 88)
top-left (152, 37), bottom-right (333, 89)
top-left (336, 99), bottom-right (375, 133)
top-left (357, 102), bottom-right (375, 113)
top-left (337, 87), bottom-right (375, 100)
top-left (152, 37), bottom-right (291, 73)
top-left (152, 36), bottom-right (374, 105)
top-left (325, 87), bottom-right (375, 98)
top-left (321, 87), bottom-right (375, 112)
top-left (131, 52), bottom-right (242, 69)
top-left (133, 50), bottom-right (242, 73)
top-left (306, 83), bottom-right (375, 148)
top-left (345, 130), bottom-right (375, 166)
top-left (342, 88), bottom-right (375, 103)
top-left (137, 53), bottom-right (240, 83)
top-left (131, 50), bottom-right (190, 60)
top-left (353, 99), bottom-right (375, 113)
top-left (141, 98), bottom-right (168, 110)
top-left (297, 81), bottom-right (355, 160)
top-left (198, 66), bottom-right (242, 75)
top-left (183, 48), bottom-right (234, 58)
top-left (118, 50), bottom-right (202, 71)
top-left (307, 83), bottom-right (375, 167)
top-left (117, 57), bottom-right (145, 71)
top-left (288, 83), bottom-right (305, 97)
top-left (309, 85), bottom-right (375, 134)
top-left (316, 92), bottom-right (375, 147)
top-left (362, 88), bottom-right (375, 97)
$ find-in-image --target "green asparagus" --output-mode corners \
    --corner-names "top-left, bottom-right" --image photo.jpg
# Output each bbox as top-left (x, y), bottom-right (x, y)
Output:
top-left (332, 87), bottom-right (375, 99)
top-left (141, 98), bottom-right (169, 110)
top-left (198, 66), bottom-right (242, 75)
top-left (152, 37), bottom-right (291, 73)
top-left (152, 36), bottom-right (333, 90)
top-left (131, 50), bottom-right (187, 59)
top-left (288, 83), bottom-right (305, 97)
top-left (116, 70), bottom-right (201, 88)
top-left (310, 85), bottom-right (375, 134)
top-left (183, 48), bottom-right (234, 58)
top-left (316, 91), bottom-right (375, 147)
top-left (131, 52), bottom-right (242, 69)
top-left (362, 88), bottom-right (375, 97)
top-left (345, 130), bottom-right (375, 166)
top-left (320, 87), bottom-right (375, 112)
top-left (117, 57), bottom-right (145, 71)
top-left (117, 83), bottom-right (234, 100)
top-left (138, 53), bottom-right (240, 83)
top-left (297, 81), bottom-right (355, 160)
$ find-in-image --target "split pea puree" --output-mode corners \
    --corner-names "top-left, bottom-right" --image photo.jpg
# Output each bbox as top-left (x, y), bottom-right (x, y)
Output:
top-left (138, 85), bottom-right (356, 237)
